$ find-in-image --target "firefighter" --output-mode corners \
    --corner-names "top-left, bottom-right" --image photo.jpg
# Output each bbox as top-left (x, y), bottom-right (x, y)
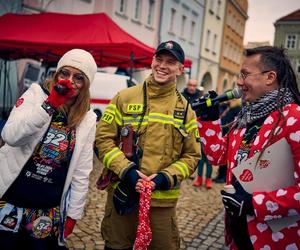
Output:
top-left (95, 41), bottom-right (200, 250)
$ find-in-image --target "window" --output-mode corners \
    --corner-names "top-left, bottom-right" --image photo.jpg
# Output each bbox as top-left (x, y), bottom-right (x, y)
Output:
top-left (169, 8), bottom-right (176, 32)
top-left (117, 0), bottom-right (127, 14)
top-left (285, 34), bottom-right (297, 49)
top-left (212, 34), bottom-right (217, 53)
top-left (180, 15), bottom-right (187, 37)
top-left (297, 59), bottom-right (300, 75)
top-left (134, 0), bottom-right (142, 21)
top-left (209, 0), bottom-right (215, 13)
top-left (205, 29), bottom-right (211, 50)
top-left (147, 0), bottom-right (155, 26)
top-left (216, 0), bottom-right (221, 17)
top-left (190, 21), bottom-right (196, 42)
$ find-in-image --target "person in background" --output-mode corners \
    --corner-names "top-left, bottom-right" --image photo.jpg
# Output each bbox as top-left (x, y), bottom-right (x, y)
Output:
top-left (196, 46), bottom-right (300, 249)
top-left (181, 79), bottom-right (203, 103)
top-left (182, 80), bottom-right (213, 189)
top-left (0, 49), bottom-right (97, 250)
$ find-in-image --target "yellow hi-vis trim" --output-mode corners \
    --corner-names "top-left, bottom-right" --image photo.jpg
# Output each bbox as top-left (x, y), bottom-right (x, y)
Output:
top-left (105, 104), bottom-right (122, 125)
top-left (173, 161), bottom-right (189, 178)
top-left (206, 98), bottom-right (212, 107)
top-left (185, 119), bottom-right (198, 133)
top-left (103, 147), bottom-right (122, 168)
top-left (151, 189), bottom-right (180, 199)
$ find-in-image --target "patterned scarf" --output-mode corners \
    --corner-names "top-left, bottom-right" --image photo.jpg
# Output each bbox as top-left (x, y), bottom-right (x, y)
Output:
top-left (134, 181), bottom-right (152, 250)
top-left (236, 88), bottom-right (294, 128)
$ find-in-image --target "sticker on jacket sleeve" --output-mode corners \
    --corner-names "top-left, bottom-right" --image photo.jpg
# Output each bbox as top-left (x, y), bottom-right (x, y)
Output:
top-left (174, 109), bottom-right (185, 119)
top-left (126, 104), bottom-right (143, 113)
top-left (15, 98), bottom-right (24, 108)
top-left (195, 129), bottom-right (201, 142)
top-left (101, 112), bottom-right (115, 124)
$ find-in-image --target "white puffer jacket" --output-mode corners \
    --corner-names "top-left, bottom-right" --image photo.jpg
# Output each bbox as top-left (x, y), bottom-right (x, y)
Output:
top-left (0, 83), bottom-right (96, 241)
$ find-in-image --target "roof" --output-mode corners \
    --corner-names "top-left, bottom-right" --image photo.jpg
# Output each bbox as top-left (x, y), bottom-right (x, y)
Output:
top-left (276, 9), bottom-right (300, 22)
top-left (0, 12), bottom-right (192, 68)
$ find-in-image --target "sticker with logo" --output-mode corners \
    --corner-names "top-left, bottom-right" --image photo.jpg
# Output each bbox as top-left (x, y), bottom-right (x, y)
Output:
top-left (15, 98), bottom-right (24, 107)
top-left (195, 129), bottom-right (201, 142)
top-left (32, 216), bottom-right (53, 238)
top-left (173, 109), bottom-right (185, 119)
top-left (101, 112), bottom-right (115, 124)
top-left (126, 104), bottom-right (144, 114)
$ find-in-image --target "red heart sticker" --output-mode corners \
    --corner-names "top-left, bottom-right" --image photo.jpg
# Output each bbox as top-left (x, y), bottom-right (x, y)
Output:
top-left (15, 98), bottom-right (24, 108)
top-left (239, 169), bottom-right (253, 182)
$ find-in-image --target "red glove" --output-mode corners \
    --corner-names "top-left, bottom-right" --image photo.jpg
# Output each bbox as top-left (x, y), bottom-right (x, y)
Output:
top-left (46, 79), bottom-right (75, 109)
top-left (64, 216), bottom-right (76, 238)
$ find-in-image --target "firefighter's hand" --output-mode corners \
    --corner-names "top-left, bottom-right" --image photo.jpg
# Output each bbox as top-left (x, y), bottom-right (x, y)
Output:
top-left (151, 173), bottom-right (170, 190)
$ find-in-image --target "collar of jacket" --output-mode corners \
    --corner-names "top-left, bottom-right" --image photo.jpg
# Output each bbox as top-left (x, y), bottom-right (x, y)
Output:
top-left (146, 74), bottom-right (176, 99)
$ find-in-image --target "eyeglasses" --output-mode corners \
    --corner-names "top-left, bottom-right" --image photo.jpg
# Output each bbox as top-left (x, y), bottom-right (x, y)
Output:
top-left (58, 69), bottom-right (85, 86)
top-left (238, 70), bottom-right (271, 80)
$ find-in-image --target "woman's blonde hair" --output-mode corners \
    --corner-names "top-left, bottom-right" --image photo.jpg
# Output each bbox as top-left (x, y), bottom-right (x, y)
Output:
top-left (43, 68), bottom-right (91, 129)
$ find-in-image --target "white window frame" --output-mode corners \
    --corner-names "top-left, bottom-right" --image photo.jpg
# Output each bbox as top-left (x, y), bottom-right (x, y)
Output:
top-left (169, 8), bottom-right (176, 33)
top-left (147, 0), bottom-right (155, 26)
top-left (116, 0), bottom-right (127, 15)
top-left (133, 0), bottom-right (142, 21)
top-left (190, 20), bottom-right (196, 42)
top-left (180, 15), bottom-right (187, 38)
top-left (205, 29), bottom-right (211, 50)
top-left (285, 34), bottom-right (297, 50)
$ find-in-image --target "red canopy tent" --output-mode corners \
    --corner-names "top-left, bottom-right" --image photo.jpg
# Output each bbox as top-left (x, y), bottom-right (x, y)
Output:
top-left (0, 12), bottom-right (192, 68)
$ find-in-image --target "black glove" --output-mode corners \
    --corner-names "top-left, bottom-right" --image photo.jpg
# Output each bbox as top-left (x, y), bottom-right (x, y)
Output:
top-left (113, 181), bottom-right (139, 215)
top-left (194, 90), bottom-right (220, 121)
top-left (152, 173), bottom-right (170, 190)
top-left (123, 167), bottom-right (140, 189)
top-left (113, 166), bottom-right (140, 215)
top-left (220, 181), bottom-right (254, 217)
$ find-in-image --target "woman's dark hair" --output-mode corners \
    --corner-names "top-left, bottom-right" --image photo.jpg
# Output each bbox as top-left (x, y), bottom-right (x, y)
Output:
top-left (244, 46), bottom-right (300, 105)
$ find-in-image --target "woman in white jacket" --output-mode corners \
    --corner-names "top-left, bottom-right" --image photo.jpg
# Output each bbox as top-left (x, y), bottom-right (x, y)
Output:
top-left (0, 49), bottom-right (97, 250)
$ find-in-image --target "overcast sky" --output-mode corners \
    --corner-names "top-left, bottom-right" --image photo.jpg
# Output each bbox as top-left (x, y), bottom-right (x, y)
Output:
top-left (244, 0), bottom-right (300, 45)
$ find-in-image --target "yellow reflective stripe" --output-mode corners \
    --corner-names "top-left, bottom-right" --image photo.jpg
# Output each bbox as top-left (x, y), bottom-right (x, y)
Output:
top-left (103, 147), bottom-right (122, 168)
top-left (105, 104), bottom-right (123, 125)
top-left (173, 161), bottom-right (189, 178)
top-left (151, 189), bottom-right (180, 199)
top-left (185, 120), bottom-right (198, 133)
top-left (111, 181), bottom-right (120, 189)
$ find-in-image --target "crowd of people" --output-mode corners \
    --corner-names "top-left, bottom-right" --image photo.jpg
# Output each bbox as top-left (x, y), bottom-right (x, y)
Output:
top-left (0, 40), bottom-right (299, 250)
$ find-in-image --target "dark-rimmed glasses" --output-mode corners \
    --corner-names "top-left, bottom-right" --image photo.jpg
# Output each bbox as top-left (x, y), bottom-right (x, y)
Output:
top-left (238, 70), bottom-right (271, 80)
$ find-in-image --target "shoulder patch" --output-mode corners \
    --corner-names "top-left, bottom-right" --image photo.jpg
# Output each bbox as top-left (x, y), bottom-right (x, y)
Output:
top-left (101, 112), bottom-right (115, 124)
top-left (174, 109), bottom-right (185, 119)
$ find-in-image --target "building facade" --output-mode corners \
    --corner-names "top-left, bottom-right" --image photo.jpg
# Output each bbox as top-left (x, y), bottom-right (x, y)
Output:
top-left (95, 0), bottom-right (162, 49)
top-left (198, 0), bottom-right (226, 92)
top-left (274, 9), bottom-right (300, 85)
top-left (159, 0), bottom-right (205, 85)
top-left (217, 0), bottom-right (248, 93)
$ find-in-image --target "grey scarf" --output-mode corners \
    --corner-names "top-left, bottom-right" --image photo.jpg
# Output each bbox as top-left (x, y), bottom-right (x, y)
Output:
top-left (236, 88), bottom-right (294, 128)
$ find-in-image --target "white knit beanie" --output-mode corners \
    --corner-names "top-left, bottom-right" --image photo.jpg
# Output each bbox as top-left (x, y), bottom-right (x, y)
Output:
top-left (56, 49), bottom-right (97, 83)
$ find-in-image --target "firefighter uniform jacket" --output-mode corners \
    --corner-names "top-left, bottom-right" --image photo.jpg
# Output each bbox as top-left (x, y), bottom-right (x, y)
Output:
top-left (95, 75), bottom-right (200, 207)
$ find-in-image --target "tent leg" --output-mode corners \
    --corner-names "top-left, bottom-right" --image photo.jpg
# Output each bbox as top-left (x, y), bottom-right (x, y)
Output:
top-left (2, 61), bottom-right (7, 119)
top-left (129, 52), bottom-right (134, 83)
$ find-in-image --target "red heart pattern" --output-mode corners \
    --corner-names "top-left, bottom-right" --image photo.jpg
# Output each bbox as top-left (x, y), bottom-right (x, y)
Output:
top-left (239, 169), bottom-right (253, 182)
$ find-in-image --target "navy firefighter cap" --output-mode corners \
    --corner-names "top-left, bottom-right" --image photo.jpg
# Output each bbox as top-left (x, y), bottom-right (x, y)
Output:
top-left (155, 41), bottom-right (185, 64)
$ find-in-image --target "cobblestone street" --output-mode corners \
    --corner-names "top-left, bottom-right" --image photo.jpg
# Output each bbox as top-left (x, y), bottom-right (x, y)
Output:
top-left (66, 158), bottom-right (228, 250)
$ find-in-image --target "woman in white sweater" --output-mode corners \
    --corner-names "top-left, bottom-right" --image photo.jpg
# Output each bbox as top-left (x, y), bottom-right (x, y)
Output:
top-left (0, 49), bottom-right (97, 250)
